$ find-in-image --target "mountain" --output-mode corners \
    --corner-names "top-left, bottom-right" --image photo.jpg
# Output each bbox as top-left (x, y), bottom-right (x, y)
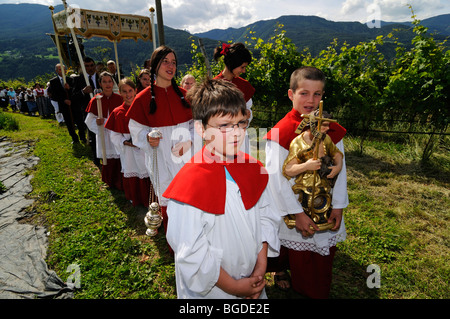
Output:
top-left (0, 3), bottom-right (60, 39)
top-left (0, 3), bottom-right (448, 82)
top-left (0, 3), bottom-right (219, 81)
top-left (195, 14), bottom-right (450, 55)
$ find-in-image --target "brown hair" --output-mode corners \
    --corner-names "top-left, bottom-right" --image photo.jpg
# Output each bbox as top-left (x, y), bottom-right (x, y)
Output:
top-left (186, 78), bottom-right (247, 127)
top-left (99, 71), bottom-right (114, 82)
top-left (119, 77), bottom-right (136, 91)
top-left (290, 66), bottom-right (326, 92)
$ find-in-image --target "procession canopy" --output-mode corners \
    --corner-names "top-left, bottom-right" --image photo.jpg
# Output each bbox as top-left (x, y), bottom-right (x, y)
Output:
top-left (52, 7), bottom-right (152, 42)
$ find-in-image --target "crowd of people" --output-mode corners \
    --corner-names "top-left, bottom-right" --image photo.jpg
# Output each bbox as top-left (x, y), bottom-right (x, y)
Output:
top-left (4, 42), bottom-right (349, 300)
top-left (0, 84), bottom-right (56, 118)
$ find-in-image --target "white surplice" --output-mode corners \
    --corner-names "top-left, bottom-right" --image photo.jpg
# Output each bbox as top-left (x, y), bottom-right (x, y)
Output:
top-left (109, 131), bottom-right (148, 179)
top-left (85, 112), bottom-right (120, 160)
top-left (128, 118), bottom-right (196, 206)
top-left (166, 173), bottom-right (280, 299)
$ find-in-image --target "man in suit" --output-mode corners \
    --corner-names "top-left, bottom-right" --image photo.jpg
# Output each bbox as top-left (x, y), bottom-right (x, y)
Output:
top-left (107, 60), bottom-right (123, 93)
top-left (71, 56), bottom-right (100, 164)
top-left (48, 64), bottom-right (86, 144)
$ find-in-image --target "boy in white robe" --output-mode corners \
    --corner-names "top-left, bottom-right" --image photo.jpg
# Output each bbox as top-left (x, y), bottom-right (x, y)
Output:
top-left (264, 66), bottom-right (348, 298)
top-left (164, 79), bottom-right (280, 299)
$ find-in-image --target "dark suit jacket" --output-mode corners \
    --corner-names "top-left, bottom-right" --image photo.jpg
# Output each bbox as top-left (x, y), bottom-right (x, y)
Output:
top-left (48, 75), bottom-right (73, 112)
top-left (71, 73), bottom-right (100, 113)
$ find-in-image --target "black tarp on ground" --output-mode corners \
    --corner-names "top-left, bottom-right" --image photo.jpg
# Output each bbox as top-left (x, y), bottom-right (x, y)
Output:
top-left (0, 137), bottom-right (73, 299)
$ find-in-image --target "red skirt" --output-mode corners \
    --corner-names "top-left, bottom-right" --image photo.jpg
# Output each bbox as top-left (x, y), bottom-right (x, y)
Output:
top-left (122, 176), bottom-right (151, 207)
top-left (101, 158), bottom-right (123, 190)
top-left (267, 245), bottom-right (337, 299)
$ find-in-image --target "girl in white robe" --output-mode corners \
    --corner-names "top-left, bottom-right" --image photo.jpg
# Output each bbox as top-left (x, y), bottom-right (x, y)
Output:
top-left (105, 78), bottom-right (151, 207)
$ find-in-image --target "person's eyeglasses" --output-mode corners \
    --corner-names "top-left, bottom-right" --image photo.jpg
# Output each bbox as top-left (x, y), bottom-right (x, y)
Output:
top-left (207, 120), bottom-right (249, 133)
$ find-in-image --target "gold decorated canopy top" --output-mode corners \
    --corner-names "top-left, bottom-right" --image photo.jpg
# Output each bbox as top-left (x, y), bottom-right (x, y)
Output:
top-left (52, 7), bottom-right (152, 42)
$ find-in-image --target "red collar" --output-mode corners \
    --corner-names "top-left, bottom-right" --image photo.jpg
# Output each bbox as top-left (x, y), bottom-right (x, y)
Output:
top-left (264, 108), bottom-right (346, 149)
top-left (163, 147), bottom-right (268, 214)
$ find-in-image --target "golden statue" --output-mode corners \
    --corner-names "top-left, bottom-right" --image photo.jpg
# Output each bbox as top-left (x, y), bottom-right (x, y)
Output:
top-left (283, 101), bottom-right (343, 231)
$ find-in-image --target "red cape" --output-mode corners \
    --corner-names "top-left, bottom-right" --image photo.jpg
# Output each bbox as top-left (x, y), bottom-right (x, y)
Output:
top-left (104, 103), bottom-right (130, 134)
top-left (85, 93), bottom-right (123, 117)
top-left (163, 147), bottom-right (268, 215)
top-left (214, 72), bottom-right (255, 103)
top-left (264, 108), bottom-right (347, 150)
top-left (125, 85), bottom-right (192, 128)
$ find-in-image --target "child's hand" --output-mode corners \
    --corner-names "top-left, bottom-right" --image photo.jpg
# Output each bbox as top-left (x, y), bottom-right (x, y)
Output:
top-left (147, 134), bottom-right (161, 147)
top-left (96, 117), bottom-right (104, 126)
top-left (171, 140), bottom-right (192, 157)
top-left (295, 212), bottom-right (319, 237)
top-left (235, 276), bottom-right (265, 298)
top-left (246, 276), bottom-right (266, 299)
top-left (328, 208), bottom-right (343, 231)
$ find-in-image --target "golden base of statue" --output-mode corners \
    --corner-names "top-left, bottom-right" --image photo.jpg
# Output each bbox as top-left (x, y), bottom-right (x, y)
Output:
top-left (284, 190), bottom-right (335, 231)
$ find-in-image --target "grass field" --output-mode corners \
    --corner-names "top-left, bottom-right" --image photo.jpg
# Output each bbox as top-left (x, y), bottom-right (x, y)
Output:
top-left (1, 110), bottom-right (448, 299)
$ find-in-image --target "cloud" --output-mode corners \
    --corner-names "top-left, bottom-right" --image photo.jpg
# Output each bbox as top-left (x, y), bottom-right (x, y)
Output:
top-left (374, 0), bottom-right (446, 20)
top-left (163, 0), bottom-right (255, 33)
top-left (341, 0), bottom-right (365, 15)
top-left (2, 0), bottom-right (449, 32)
top-left (339, 0), bottom-right (448, 22)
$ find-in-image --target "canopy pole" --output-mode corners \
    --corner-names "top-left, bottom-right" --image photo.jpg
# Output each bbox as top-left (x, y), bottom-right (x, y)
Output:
top-left (62, 0), bottom-right (106, 164)
top-left (155, 0), bottom-right (164, 45)
top-left (49, 6), bottom-right (66, 84)
top-left (62, 0), bottom-right (92, 98)
top-left (113, 40), bottom-right (120, 80)
top-left (149, 7), bottom-right (156, 52)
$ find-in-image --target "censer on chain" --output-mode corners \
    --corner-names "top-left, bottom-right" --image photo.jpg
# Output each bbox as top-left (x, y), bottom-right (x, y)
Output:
top-left (144, 128), bottom-right (163, 237)
top-left (284, 101), bottom-right (337, 232)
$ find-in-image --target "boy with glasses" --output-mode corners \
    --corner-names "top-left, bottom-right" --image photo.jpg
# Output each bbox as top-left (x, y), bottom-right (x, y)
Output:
top-left (163, 79), bottom-right (280, 299)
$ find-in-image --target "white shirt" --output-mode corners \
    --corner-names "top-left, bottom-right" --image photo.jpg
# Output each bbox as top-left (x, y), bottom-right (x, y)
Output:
top-left (128, 118), bottom-right (195, 206)
top-left (166, 174), bottom-right (280, 299)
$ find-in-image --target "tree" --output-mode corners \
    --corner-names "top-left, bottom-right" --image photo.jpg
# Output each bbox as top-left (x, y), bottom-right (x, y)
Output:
top-left (383, 6), bottom-right (449, 162)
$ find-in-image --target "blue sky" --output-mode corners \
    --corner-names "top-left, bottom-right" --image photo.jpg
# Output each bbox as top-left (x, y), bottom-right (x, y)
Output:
top-left (2, 0), bottom-right (449, 33)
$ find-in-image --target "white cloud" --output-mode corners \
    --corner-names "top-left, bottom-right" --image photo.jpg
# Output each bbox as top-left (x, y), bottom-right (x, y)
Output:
top-left (1, 0), bottom-right (449, 32)
top-left (341, 0), bottom-right (365, 15)
top-left (374, 0), bottom-right (446, 20)
top-left (163, 0), bottom-right (256, 33)
top-left (338, 0), bottom-right (448, 23)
